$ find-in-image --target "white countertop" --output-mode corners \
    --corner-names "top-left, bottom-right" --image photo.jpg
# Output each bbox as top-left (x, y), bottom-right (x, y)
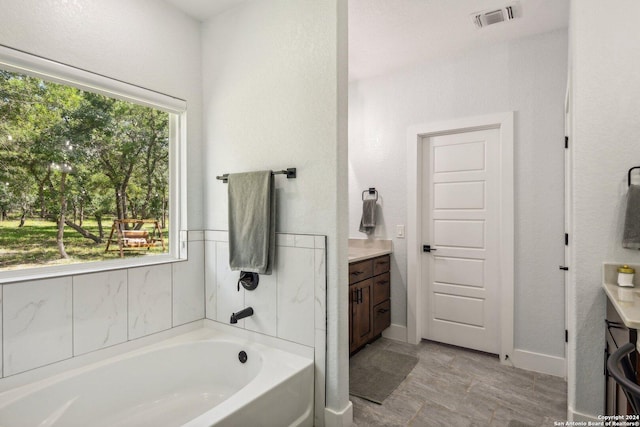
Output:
top-left (348, 239), bottom-right (392, 263)
top-left (602, 262), bottom-right (640, 329)
top-left (602, 282), bottom-right (640, 329)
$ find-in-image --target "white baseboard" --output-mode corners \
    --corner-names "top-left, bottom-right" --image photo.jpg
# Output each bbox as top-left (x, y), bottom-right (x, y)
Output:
top-left (511, 348), bottom-right (566, 377)
top-left (324, 401), bottom-right (353, 427)
top-left (381, 327), bottom-right (565, 378)
top-left (382, 323), bottom-right (407, 342)
top-left (568, 407), bottom-right (598, 422)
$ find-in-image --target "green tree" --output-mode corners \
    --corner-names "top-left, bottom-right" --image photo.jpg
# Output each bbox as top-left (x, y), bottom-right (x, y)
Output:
top-left (1, 68), bottom-right (169, 266)
top-left (85, 173), bottom-right (115, 239)
top-left (70, 93), bottom-right (168, 222)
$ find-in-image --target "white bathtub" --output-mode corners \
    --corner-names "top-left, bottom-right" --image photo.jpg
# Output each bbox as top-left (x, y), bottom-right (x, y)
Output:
top-left (0, 328), bottom-right (314, 427)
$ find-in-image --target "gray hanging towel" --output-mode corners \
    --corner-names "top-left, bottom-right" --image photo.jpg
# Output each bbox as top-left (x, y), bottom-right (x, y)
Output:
top-left (359, 199), bottom-right (377, 235)
top-left (228, 171), bottom-right (275, 274)
top-left (623, 184), bottom-right (640, 249)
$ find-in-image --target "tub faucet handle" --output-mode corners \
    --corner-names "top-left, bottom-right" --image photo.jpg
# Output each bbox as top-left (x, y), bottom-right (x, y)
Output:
top-left (237, 271), bottom-right (259, 292)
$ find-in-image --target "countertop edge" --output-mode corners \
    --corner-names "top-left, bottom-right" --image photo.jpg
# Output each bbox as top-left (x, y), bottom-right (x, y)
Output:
top-left (348, 249), bottom-right (392, 264)
top-left (603, 282), bottom-right (640, 329)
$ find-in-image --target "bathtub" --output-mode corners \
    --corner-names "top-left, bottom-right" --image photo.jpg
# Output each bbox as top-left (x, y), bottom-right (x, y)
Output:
top-left (0, 328), bottom-right (314, 427)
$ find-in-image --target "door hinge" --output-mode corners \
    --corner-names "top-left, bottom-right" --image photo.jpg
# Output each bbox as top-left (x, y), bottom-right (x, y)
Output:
top-left (565, 329), bottom-right (568, 343)
top-left (565, 136), bottom-right (569, 149)
top-left (565, 233), bottom-right (569, 246)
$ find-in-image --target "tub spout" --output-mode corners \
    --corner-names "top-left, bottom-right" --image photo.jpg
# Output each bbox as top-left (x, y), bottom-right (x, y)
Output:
top-left (230, 307), bottom-right (254, 324)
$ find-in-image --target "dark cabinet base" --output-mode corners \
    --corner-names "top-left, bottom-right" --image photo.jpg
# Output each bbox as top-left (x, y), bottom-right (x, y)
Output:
top-left (605, 299), bottom-right (638, 415)
top-left (349, 255), bottom-right (391, 355)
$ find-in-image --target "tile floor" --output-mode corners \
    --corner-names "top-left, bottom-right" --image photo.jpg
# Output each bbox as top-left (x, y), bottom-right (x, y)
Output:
top-left (351, 338), bottom-right (567, 427)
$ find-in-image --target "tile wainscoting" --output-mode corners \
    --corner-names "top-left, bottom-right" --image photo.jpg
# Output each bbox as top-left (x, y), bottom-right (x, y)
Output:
top-left (0, 231), bottom-right (205, 379)
top-left (0, 230), bottom-right (328, 426)
top-left (204, 230), bottom-right (327, 427)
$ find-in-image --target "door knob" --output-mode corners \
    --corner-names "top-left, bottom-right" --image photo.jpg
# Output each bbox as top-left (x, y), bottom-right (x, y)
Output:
top-left (423, 245), bottom-right (437, 253)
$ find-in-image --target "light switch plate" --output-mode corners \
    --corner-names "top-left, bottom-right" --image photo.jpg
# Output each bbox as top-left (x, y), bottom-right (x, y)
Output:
top-left (396, 225), bottom-right (405, 238)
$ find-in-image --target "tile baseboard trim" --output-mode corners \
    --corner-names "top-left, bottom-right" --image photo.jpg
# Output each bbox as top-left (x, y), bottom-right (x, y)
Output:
top-left (324, 401), bottom-right (353, 427)
top-left (381, 323), bottom-right (407, 342)
top-left (511, 348), bottom-right (566, 377)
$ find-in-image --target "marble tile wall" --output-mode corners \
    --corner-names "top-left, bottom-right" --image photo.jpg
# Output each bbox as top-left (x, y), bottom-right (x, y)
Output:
top-left (204, 231), bottom-right (327, 426)
top-left (0, 231), bottom-right (205, 378)
top-left (3, 277), bottom-right (73, 376)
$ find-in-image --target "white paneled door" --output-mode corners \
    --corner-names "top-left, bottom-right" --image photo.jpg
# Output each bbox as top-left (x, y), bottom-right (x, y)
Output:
top-left (421, 128), bottom-right (500, 354)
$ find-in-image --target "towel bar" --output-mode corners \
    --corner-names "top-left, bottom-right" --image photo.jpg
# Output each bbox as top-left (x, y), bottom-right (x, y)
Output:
top-left (628, 166), bottom-right (640, 187)
top-left (216, 168), bottom-right (296, 183)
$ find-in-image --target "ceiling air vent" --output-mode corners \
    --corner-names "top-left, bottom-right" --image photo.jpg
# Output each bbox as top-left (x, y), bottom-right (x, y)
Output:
top-left (472, 4), bottom-right (517, 29)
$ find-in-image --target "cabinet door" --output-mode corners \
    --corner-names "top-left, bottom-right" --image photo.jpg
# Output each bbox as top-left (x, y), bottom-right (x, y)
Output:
top-left (606, 327), bottom-right (631, 415)
top-left (349, 286), bottom-right (355, 353)
top-left (353, 279), bottom-right (373, 350)
top-left (373, 255), bottom-right (390, 276)
top-left (605, 300), bottom-right (634, 415)
top-left (372, 272), bottom-right (390, 306)
top-left (373, 300), bottom-right (391, 337)
top-left (350, 260), bottom-right (373, 284)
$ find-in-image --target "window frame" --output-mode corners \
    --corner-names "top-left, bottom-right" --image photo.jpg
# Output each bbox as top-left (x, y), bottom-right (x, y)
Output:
top-left (0, 45), bottom-right (187, 284)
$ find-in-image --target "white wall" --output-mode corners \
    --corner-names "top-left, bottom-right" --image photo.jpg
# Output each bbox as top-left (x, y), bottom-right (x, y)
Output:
top-left (568, 0), bottom-right (640, 417)
top-left (0, 0), bottom-right (205, 378)
top-left (349, 30), bottom-right (568, 358)
top-left (200, 0), bottom-right (350, 422)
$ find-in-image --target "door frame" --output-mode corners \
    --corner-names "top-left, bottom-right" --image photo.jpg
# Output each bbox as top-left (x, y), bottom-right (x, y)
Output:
top-left (564, 77), bottom-right (572, 380)
top-left (406, 112), bottom-right (514, 364)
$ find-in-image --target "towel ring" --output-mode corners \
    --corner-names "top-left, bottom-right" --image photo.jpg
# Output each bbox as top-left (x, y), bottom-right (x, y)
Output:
top-left (629, 167), bottom-right (640, 187)
top-left (362, 187), bottom-right (378, 202)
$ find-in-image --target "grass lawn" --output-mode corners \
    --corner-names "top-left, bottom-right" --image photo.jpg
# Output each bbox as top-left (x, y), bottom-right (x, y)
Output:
top-left (0, 218), bottom-right (168, 271)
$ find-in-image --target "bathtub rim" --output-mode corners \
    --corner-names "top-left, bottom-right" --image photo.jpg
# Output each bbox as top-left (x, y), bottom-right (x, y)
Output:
top-left (0, 329), bottom-right (263, 408)
top-left (0, 325), bottom-right (314, 427)
top-left (0, 320), bottom-right (313, 395)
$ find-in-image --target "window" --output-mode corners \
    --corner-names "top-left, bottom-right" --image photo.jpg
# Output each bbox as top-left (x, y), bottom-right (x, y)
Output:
top-left (0, 46), bottom-right (186, 281)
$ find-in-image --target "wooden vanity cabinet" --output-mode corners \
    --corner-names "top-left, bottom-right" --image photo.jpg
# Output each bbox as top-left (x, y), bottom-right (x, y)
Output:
top-left (349, 255), bottom-right (391, 354)
top-left (605, 299), bottom-right (638, 415)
